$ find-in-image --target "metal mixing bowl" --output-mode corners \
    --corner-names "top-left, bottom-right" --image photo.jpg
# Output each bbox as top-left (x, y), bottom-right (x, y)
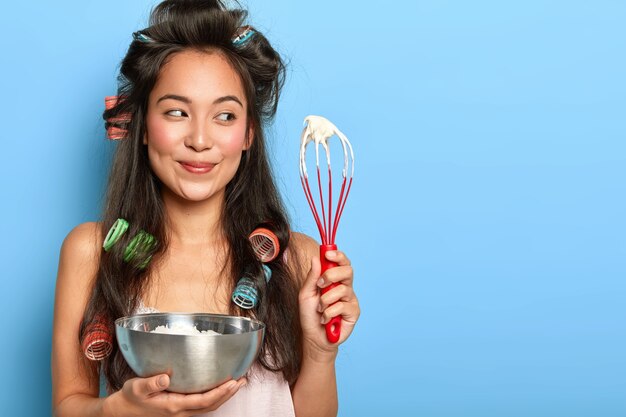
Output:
top-left (115, 313), bottom-right (265, 393)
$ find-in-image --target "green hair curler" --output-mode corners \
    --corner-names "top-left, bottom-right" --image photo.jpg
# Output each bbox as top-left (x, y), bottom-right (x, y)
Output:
top-left (102, 218), bottom-right (129, 252)
top-left (123, 230), bottom-right (157, 268)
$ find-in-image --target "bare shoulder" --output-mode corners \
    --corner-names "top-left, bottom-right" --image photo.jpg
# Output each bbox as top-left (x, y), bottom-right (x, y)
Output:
top-left (61, 221), bottom-right (101, 257)
top-left (287, 232), bottom-right (319, 284)
top-left (57, 222), bottom-right (102, 294)
top-left (289, 232), bottom-right (319, 259)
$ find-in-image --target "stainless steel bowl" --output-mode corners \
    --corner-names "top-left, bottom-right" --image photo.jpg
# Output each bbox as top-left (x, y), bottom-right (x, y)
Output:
top-left (115, 313), bottom-right (265, 393)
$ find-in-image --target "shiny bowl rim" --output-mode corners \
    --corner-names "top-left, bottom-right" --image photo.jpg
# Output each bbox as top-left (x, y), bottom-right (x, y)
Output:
top-left (114, 312), bottom-right (266, 337)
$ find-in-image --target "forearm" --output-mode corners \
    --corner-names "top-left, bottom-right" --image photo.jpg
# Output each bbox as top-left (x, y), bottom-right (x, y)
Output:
top-left (54, 394), bottom-right (107, 417)
top-left (292, 347), bottom-right (338, 417)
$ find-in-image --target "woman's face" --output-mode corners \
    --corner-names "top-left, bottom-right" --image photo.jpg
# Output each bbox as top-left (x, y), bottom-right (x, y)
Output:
top-left (145, 49), bottom-right (251, 203)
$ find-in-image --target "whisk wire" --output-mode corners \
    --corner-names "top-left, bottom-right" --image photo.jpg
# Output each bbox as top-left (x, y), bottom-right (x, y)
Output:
top-left (337, 129), bottom-right (355, 178)
top-left (331, 177), bottom-right (347, 243)
top-left (316, 165), bottom-right (329, 244)
top-left (328, 166), bottom-right (333, 245)
top-left (332, 177), bottom-right (353, 243)
top-left (301, 175), bottom-right (326, 242)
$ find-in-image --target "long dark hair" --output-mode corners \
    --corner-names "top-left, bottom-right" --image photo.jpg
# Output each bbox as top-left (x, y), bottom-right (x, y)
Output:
top-left (79, 0), bottom-right (302, 390)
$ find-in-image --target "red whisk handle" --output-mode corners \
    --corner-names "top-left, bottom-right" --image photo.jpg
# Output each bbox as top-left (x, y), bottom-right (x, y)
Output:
top-left (320, 244), bottom-right (338, 273)
top-left (319, 244), bottom-right (341, 343)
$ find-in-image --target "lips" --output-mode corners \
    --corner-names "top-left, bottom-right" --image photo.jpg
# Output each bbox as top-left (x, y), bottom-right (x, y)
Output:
top-left (179, 161), bottom-right (216, 174)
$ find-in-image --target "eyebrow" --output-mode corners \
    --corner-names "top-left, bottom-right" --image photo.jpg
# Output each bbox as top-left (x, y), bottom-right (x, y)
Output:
top-left (214, 95), bottom-right (244, 107)
top-left (157, 94), bottom-right (191, 104)
top-left (157, 94), bottom-right (243, 107)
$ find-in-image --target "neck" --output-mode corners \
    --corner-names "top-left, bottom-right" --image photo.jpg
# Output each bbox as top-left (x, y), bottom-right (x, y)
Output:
top-left (161, 188), bottom-right (226, 247)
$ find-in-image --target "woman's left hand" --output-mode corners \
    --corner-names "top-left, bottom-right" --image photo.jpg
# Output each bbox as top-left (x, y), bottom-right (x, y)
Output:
top-left (298, 250), bottom-right (360, 357)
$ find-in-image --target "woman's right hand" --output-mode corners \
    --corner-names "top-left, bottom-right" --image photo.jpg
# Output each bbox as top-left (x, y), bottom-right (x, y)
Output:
top-left (104, 374), bottom-right (246, 417)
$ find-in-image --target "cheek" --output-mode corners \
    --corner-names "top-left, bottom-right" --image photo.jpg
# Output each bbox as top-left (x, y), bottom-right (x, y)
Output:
top-left (146, 116), bottom-right (178, 152)
top-left (219, 123), bottom-right (249, 155)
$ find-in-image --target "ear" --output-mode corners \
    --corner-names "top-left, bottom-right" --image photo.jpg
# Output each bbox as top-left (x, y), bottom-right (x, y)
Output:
top-left (243, 123), bottom-right (254, 150)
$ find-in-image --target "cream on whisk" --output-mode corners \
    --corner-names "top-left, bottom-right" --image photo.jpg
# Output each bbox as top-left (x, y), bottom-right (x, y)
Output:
top-left (299, 115), bottom-right (354, 178)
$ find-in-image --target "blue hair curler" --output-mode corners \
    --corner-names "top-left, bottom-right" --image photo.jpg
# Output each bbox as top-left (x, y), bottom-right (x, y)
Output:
top-left (232, 26), bottom-right (255, 46)
top-left (232, 277), bottom-right (259, 310)
top-left (231, 265), bottom-right (272, 310)
top-left (132, 31), bottom-right (153, 43)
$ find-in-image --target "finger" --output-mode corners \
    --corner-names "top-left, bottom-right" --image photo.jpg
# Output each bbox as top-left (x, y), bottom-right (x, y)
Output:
top-left (318, 284), bottom-right (355, 311)
top-left (132, 374), bottom-right (169, 398)
top-left (300, 256), bottom-right (321, 298)
top-left (318, 265), bottom-right (353, 288)
top-left (200, 379), bottom-right (247, 411)
top-left (183, 378), bottom-right (245, 410)
top-left (324, 250), bottom-right (351, 266)
top-left (321, 300), bottom-right (360, 325)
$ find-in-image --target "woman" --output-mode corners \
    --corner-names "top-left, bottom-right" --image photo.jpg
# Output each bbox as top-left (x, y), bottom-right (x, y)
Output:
top-left (51, 1), bottom-right (359, 416)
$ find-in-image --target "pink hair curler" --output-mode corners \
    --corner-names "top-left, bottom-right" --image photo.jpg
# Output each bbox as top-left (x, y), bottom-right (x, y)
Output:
top-left (104, 96), bottom-right (131, 140)
top-left (82, 316), bottom-right (113, 361)
top-left (249, 227), bottom-right (280, 263)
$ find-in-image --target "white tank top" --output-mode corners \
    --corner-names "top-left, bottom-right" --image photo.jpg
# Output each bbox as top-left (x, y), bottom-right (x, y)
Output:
top-left (134, 303), bottom-right (295, 417)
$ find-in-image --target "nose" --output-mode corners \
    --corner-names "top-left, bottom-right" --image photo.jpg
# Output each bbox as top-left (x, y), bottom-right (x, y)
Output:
top-left (184, 118), bottom-right (213, 152)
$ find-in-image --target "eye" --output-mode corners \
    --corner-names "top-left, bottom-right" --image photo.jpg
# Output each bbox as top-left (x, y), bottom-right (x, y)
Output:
top-left (216, 112), bottom-right (236, 122)
top-left (166, 109), bottom-right (187, 117)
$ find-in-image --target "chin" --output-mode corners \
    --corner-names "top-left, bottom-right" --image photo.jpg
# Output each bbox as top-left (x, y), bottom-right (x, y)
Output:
top-left (179, 190), bottom-right (215, 202)
top-left (176, 184), bottom-right (222, 202)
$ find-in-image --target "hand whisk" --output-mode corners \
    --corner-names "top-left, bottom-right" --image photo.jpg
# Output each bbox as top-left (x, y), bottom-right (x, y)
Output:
top-left (299, 115), bottom-right (354, 343)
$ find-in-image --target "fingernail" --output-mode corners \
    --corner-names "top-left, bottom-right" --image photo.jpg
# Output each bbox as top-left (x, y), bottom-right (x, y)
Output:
top-left (158, 376), bottom-right (168, 387)
top-left (321, 316), bottom-right (326, 324)
top-left (326, 251), bottom-right (336, 258)
top-left (226, 380), bottom-right (237, 390)
top-left (317, 278), bottom-right (325, 287)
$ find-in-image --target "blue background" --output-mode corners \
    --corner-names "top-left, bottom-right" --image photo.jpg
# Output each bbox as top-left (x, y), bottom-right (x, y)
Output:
top-left (1, 1), bottom-right (625, 416)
